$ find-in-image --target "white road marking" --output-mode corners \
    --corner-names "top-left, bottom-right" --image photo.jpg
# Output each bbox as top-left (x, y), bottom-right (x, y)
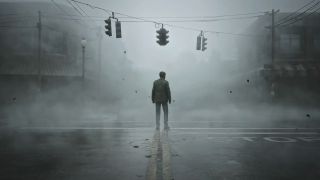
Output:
top-left (19, 127), bottom-right (320, 130)
top-left (20, 127), bottom-right (153, 130)
top-left (161, 131), bottom-right (173, 180)
top-left (264, 137), bottom-right (298, 142)
top-left (240, 137), bottom-right (257, 142)
top-left (146, 131), bottom-right (160, 180)
top-left (146, 131), bottom-right (173, 180)
top-left (172, 127), bottom-right (320, 130)
top-left (207, 136), bottom-right (320, 143)
top-left (79, 120), bottom-right (253, 123)
top-left (176, 132), bottom-right (319, 135)
top-left (297, 137), bottom-right (320, 142)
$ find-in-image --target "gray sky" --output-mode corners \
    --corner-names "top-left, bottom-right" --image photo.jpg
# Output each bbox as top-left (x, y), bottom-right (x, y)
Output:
top-left (89, 0), bottom-right (311, 70)
top-left (2, 0), bottom-right (312, 70)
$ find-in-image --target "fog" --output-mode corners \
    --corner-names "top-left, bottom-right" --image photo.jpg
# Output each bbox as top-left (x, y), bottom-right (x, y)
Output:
top-left (1, 2), bottom-right (320, 179)
top-left (0, 0), bottom-right (319, 129)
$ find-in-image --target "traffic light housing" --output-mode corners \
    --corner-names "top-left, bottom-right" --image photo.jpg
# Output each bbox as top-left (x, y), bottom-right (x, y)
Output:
top-left (115, 21), bottom-right (122, 38)
top-left (105, 18), bottom-right (112, 36)
top-left (196, 35), bottom-right (202, 50)
top-left (202, 37), bottom-right (207, 51)
top-left (156, 27), bottom-right (169, 46)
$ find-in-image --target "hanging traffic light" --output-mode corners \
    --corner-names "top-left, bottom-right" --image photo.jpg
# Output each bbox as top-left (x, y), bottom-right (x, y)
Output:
top-left (104, 18), bottom-right (112, 36)
top-left (156, 26), bottom-right (169, 46)
top-left (196, 35), bottom-right (202, 50)
top-left (202, 36), bottom-right (207, 51)
top-left (115, 21), bottom-right (122, 38)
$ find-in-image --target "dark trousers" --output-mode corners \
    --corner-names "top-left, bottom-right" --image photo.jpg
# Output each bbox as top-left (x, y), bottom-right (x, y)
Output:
top-left (156, 102), bottom-right (168, 127)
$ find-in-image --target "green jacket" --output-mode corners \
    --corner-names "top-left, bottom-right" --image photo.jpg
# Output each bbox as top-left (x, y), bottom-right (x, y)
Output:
top-left (152, 78), bottom-right (171, 103)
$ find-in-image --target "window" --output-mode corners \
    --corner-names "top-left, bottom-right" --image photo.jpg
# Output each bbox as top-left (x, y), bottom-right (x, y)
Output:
top-left (279, 34), bottom-right (301, 54)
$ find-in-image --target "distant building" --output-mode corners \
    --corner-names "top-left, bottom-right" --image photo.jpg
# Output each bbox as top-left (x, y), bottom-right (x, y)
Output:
top-left (0, 1), bottom-right (98, 100)
top-left (238, 12), bottom-right (320, 98)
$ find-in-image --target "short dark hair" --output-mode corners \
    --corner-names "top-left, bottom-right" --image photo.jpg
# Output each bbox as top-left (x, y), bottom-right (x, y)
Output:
top-left (159, 71), bottom-right (166, 78)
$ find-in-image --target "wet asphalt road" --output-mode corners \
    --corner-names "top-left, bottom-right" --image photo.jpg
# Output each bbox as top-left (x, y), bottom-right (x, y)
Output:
top-left (1, 103), bottom-right (320, 180)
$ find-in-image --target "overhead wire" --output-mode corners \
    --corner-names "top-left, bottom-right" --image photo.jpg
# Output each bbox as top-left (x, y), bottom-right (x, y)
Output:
top-left (121, 15), bottom-right (263, 23)
top-left (34, 14), bottom-right (261, 22)
top-left (276, 0), bottom-right (320, 27)
top-left (50, 0), bottom-right (87, 27)
top-left (117, 11), bottom-right (267, 19)
top-left (65, 0), bottom-right (84, 16)
top-left (39, 14), bottom-right (262, 23)
top-left (276, 0), bottom-right (317, 24)
top-left (278, 5), bottom-right (320, 27)
top-left (74, 1), bottom-right (88, 16)
top-left (69, 0), bottom-right (112, 16)
top-left (70, 0), bottom-right (262, 38)
top-left (29, 12), bottom-right (266, 20)
top-left (59, 0), bottom-right (100, 29)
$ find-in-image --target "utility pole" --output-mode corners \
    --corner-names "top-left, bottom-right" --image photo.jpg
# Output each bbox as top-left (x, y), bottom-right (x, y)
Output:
top-left (82, 45), bottom-right (85, 81)
top-left (37, 11), bottom-right (42, 91)
top-left (97, 27), bottom-right (102, 96)
top-left (81, 38), bottom-right (87, 89)
top-left (271, 9), bottom-right (275, 64)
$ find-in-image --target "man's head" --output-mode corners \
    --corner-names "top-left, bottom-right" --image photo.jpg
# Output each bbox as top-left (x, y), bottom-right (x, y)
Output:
top-left (159, 71), bottom-right (166, 79)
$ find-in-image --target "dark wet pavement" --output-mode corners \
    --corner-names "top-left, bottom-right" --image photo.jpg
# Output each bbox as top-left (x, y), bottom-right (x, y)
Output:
top-left (1, 103), bottom-right (320, 180)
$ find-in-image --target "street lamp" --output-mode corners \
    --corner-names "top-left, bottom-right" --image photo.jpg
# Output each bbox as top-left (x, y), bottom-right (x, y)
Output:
top-left (81, 38), bottom-right (87, 82)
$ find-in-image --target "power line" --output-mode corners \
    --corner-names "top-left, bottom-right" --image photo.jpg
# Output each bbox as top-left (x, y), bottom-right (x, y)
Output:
top-left (122, 15), bottom-right (262, 23)
top-left (70, 0), bottom-right (262, 38)
top-left (70, 0), bottom-right (112, 16)
top-left (42, 14), bottom-right (262, 37)
top-left (117, 11), bottom-right (267, 19)
top-left (65, 0), bottom-right (100, 27)
top-left (0, 10), bottom-right (266, 20)
top-left (276, 0), bottom-right (320, 26)
top-left (278, 6), bottom-right (320, 27)
top-left (73, 1), bottom-right (88, 16)
top-left (65, 0), bottom-right (84, 16)
top-left (276, 0), bottom-right (317, 24)
top-left (276, 1), bottom-right (320, 26)
top-left (50, 0), bottom-right (87, 27)
top-left (41, 14), bottom-right (261, 22)
top-left (37, 12), bottom-right (265, 19)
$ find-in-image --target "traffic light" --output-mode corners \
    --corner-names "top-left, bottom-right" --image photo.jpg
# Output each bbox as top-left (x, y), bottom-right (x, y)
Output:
top-left (202, 36), bottom-right (207, 51)
top-left (196, 35), bottom-right (202, 50)
top-left (156, 27), bottom-right (169, 46)
top-left (115, 21), bottom-right (122, 38)
top-left (104, 18), bottom-right (112, 36)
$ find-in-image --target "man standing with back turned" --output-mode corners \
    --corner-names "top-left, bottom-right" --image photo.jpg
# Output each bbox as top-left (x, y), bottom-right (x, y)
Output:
top-left (152, 71), bottom-right (171, 130)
